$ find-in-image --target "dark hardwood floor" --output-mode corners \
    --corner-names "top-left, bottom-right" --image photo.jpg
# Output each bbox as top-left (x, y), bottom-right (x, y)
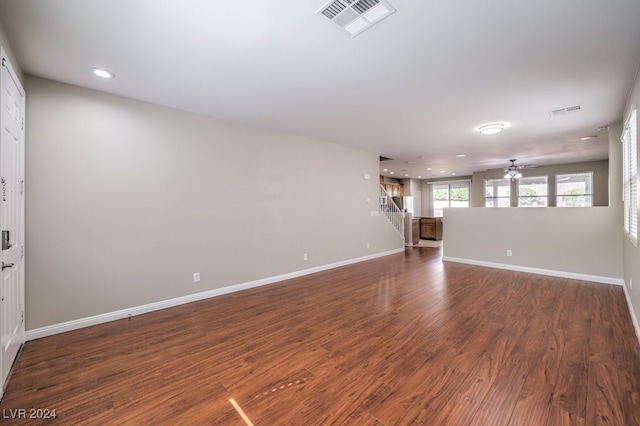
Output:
top-left (2, 247), bottom-right (640, 425)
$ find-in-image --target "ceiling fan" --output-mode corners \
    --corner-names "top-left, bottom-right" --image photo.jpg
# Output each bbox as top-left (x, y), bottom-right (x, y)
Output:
top-left (503, 159), bottom-right (537, 179)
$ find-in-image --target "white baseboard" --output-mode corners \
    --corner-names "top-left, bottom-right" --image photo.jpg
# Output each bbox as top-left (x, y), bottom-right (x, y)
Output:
top-left (442, 256), bottom-right (625, 286)
top-left (25, 248), bottom-right (405, 341)
top-left (622, 282), bottom-right (640, 346)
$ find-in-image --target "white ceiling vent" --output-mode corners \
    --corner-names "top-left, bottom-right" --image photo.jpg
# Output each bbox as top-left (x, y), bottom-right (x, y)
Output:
top-left (549, 105), bottom-right (582, 116)
top-left (317, 0), bottom-right (396, 37)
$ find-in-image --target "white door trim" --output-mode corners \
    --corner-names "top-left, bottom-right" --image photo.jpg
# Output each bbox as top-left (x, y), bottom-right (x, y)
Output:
top-left (0, 46), bottom-right (26, 398)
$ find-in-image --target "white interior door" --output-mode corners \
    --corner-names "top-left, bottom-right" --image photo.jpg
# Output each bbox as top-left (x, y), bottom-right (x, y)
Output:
top-left (0, 49), bottom-right (25, 393)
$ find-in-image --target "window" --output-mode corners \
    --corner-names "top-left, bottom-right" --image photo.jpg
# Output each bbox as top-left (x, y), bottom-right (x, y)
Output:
top-left (556, 172), bottom-right (593, 207)
top-left (484, 179), bottom-right (510, 207)
top-left (517, 176), bottom-right (548, 207)
top-left (431, 182), bottom-right (470, 217)
top-left (622, 107), bottom-right (638, 244)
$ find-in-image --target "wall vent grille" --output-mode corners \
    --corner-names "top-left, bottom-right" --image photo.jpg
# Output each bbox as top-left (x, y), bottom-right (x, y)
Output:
top-left (316, 0), bottom-right (396, 37)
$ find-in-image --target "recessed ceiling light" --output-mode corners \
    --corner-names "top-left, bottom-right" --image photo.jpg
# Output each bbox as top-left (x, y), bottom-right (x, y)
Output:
top-left (580, 135), bottom-right (597, 140)
top-left (478, 123), bottom-right (505, 135)
top-left (383, 168), bottom-right (388, 171)
top-left (451, 172), bottom-right (457, 176)
top-left (418, 175), bottom-right (422, 178)
top-left (92, 68), bottom-right (114, 79)
top-left (404, 174), bottom-right (409, 177)
top-left (426, 167), bottom-right (432, 171)
top-left (389, 171), bottom-right (394, 175)
top-left (440, 170), bottom-right (445, 173)
top-left (456, 154), bottom-right (466, 158)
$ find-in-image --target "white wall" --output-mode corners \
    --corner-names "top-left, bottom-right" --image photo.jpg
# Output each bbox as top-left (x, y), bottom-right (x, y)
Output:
top-left (399, 178), bottom-right (422, 216)
top-left (25, 76), bottom-right (403, 329)
top-left (622, 64), bottom-right (640, 335)
top-left (0, 23), bottom-right (22, 84)
top-left (443, 206), bottom-right (623, 282)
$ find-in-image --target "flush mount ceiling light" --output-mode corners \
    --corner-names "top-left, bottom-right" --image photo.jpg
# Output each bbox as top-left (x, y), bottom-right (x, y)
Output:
top-left (92, 68), bottom-right (114, 79)
top-left (478, 123), bottom-right (505, 135)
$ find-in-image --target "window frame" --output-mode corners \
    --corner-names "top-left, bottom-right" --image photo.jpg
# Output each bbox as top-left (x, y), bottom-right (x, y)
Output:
top-left (622, 106), bottom-right (638, 245)
top-left (555, 172), bottom-right (594, 207)
top-left (430, 181), bottom-right (470, 217)
top-left (484, 178), bottom-right (511, 208)
top-left (517, 176), bottom-right (549, 207)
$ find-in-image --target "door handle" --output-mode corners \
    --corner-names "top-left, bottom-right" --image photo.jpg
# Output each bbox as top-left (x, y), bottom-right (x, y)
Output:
top-left (2, 230), bottom-right (11, 250)
top-left (2, 262), bottom-right (15, 270)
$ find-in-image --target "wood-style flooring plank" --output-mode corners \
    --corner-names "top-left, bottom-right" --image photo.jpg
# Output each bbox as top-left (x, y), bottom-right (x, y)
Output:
top-left (1, 246), bottom-right (639, 425)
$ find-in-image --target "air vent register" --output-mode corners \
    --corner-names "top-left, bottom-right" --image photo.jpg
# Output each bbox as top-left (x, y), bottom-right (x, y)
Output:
top-left (316, 0), bottom-right (396, 37)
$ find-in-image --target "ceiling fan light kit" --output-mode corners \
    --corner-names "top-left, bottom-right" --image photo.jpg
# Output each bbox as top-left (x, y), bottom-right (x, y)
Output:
top-left (504, 170), bottom-right (523, 179)
top-left (504, 159), bottom-right (524, 179)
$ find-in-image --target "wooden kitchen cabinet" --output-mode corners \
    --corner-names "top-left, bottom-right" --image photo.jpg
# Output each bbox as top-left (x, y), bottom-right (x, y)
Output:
top-left (383, 183), bottom-right (403, 197)
top-left (420, 217), bottom-right (443, 240)
top-left (412, 219), bottom-right (420, 245)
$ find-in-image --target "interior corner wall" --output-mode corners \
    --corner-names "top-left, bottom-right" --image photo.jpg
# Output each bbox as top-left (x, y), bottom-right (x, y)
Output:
top-left (607, 121), bottom-right (625, 280)
top-left (24, 76), bottom-right (403, 330)
top-left (0, 21), bottom-right (23, 85)
top-left (420, 180), bottom-right (432, 216)
top-left (398, 178), bottom-right (417, 196)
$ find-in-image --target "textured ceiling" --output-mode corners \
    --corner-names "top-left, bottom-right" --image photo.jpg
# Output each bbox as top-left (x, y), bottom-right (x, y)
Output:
top-left (1, 0), bottom-right (640, 178)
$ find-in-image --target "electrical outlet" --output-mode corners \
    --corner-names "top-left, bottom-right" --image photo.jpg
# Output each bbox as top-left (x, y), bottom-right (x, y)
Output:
top-left (303, 253), bottom-right (308, 261)
top-left (193, 272), bottom-right (200, 283)
top-left (506, 250), bottom-right (513, 257)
